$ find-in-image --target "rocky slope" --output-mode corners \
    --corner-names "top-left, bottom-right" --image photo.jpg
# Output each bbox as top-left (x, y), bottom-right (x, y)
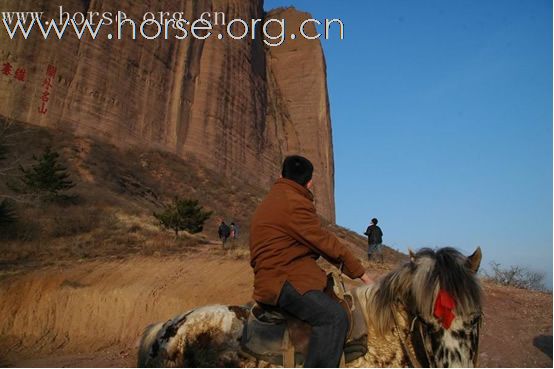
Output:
top-left (0, 0), bottom-right (336, 220)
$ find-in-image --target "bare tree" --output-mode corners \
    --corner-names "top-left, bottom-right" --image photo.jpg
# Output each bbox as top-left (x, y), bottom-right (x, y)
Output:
top-left (485, 261), bottom-right (548, 292)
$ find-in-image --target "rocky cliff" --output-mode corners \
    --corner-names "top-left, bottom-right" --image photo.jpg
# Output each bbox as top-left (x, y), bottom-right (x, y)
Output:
top-left (0, 0), bottom-right (335, 221)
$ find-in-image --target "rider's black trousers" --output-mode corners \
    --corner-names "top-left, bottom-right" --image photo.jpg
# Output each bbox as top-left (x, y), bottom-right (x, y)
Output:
top-left (277, 281), bottom-right (348, 367)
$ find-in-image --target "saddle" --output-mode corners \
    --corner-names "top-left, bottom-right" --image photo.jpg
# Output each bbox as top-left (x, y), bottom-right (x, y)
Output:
top-left (240, 273), bottom-right (368, 367)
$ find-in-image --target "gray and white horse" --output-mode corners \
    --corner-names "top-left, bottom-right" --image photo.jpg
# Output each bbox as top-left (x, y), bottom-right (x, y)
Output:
top-left (138, 247), bottom-right (482, 367)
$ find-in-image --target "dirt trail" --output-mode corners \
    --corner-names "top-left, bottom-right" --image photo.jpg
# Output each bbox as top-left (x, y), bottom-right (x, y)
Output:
top-left (0, 251), bottom-right (551, 367)
top-left (0, 249), bottom-right (253, 366)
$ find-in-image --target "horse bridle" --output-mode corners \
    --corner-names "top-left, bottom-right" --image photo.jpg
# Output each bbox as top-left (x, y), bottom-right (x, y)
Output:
top-left (391, 302), bottom-right (483, 368)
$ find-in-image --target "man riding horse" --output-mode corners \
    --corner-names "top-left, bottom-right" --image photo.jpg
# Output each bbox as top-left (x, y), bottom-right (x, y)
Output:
top-left (249, 155), bottom-right (374, 367)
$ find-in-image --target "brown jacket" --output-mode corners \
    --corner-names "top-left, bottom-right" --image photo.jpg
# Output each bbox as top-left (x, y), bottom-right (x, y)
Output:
top-left (249, 178), bottom-right (366, 305)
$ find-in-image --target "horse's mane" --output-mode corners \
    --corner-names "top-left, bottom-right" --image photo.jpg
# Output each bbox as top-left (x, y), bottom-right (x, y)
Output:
top-left (364, 247), bottom-right (482, 336)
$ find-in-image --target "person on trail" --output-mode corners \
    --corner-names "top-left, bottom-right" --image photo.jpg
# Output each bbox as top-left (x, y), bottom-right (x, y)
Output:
top-left (230, 222), bottom-right (239, 239)
top-left (218, 221), bottom-right (231, 248)
top-left (364, 218), bottom-right (383, 263)
top-left (249, 155), bottom-right (373, 367)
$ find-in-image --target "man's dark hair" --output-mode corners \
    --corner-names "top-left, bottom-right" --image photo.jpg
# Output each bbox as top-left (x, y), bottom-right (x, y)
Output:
top-left (282, 155), bottom-right (313, 186)
top-left (371, 218), bottom-right (378, 225)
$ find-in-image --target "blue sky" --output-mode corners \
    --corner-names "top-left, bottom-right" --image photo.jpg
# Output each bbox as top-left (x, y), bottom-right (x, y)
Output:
top-left (264, 0), bottom-right (552, 286)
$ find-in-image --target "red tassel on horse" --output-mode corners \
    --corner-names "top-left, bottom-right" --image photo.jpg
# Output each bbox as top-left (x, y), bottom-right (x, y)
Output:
top-left (434, 289), bottom-right (456, 329)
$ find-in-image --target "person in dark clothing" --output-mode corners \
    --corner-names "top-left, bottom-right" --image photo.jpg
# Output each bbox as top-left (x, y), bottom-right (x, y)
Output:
top-left (364, 218), bottom-right (383, 263)
top-left (218, 221), bottom-right (231, 248)
top-left (250, 155), bottom-right (373, 367)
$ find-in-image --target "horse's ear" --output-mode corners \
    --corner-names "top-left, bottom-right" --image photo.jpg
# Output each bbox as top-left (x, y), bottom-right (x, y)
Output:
top-left (408, 248), bottom-right (416, 263)
top-left (466, 247), bottom-right (482, 273)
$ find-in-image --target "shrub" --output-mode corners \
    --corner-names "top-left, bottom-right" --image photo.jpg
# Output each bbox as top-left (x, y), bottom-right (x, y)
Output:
top-left (0, 198), bottom-right (16, 226)
top-left (19, 146), bottom-right (75, 198)
top-left (0, 119), bottom-right (10, 163)
top-left (154, 197), bottom-right (212, 237)
top-left (484, 261), bottom-right (548, 292)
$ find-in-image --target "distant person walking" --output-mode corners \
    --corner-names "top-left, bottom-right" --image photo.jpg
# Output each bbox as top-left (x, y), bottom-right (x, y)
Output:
top-left (218, 221), bottom-right (231, 248)
top-left (364, 218), bottom-right (383, 263)
top-left (230, 222), bottom-right (239, 240)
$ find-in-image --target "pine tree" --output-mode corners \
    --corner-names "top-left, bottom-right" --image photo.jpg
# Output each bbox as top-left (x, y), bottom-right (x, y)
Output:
top-left (154, 198), bottom-right (212, 237)
top-left (20, 147), bottom-right (75, 197)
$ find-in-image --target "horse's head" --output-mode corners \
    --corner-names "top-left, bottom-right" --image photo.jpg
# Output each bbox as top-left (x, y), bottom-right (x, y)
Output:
top-left (367, 247), bottom-right (483, 367)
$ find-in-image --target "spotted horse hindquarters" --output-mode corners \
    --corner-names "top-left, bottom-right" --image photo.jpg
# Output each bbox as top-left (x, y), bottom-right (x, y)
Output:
top-left (138, 305), bottom-right (249, 367)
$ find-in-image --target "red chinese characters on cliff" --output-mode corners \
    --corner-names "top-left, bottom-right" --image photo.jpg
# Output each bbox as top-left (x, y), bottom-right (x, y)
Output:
top-left (2, 63), bottom-right (12, 76)
top-left (38, 65), bottom-right (57, 115)
top-left (1, 62), bottom-right (25, 81)
top-left (14, 68), bottom-right (26, 81)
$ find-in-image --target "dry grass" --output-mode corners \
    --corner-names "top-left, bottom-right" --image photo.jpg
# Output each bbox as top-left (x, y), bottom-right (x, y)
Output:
top-left (223, 239), bottom-right (250, 260)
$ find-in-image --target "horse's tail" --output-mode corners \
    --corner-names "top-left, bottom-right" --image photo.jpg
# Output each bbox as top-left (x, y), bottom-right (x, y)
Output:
top-left (137, 321), bottom-right (164, 367)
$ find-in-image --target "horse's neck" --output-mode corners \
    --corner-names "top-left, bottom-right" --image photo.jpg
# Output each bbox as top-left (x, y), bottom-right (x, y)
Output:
top-left (349, 284), bottom-right (412, 367)
top-left (352, 283), bottom-right (413, 330)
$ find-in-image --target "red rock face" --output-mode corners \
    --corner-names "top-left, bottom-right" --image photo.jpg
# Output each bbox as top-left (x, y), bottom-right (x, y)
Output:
top-left (0, 0), bottom-right (335, 221)
top-left (265, 7), bottom-right (335, 222)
